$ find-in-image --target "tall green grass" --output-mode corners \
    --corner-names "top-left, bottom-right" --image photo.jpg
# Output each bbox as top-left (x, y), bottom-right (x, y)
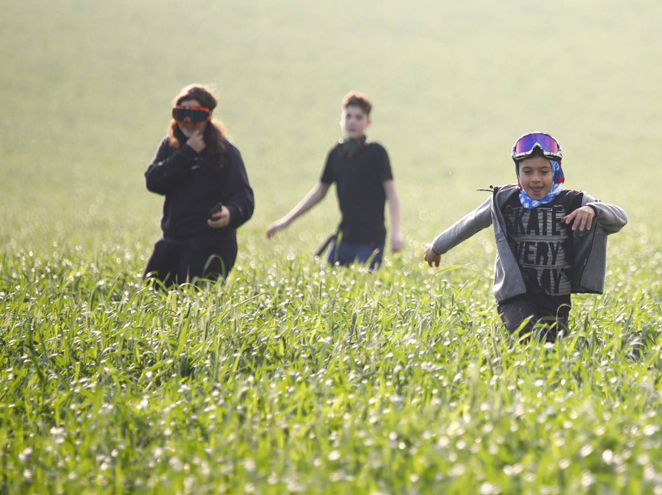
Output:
top-left (1, 240), bottom-right (662, 493)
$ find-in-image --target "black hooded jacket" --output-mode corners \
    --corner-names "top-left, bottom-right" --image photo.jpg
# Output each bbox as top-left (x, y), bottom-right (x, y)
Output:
top-left (145, 137), bottom-right (254, 241)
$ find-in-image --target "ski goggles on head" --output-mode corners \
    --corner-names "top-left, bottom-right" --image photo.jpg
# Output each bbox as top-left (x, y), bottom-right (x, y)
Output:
top-left (512, 132), bottom-right (563, 161)
top-left (172, 106), bottom-right (211, 126)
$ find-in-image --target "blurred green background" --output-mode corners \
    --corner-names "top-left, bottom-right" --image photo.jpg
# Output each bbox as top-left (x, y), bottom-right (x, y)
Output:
top-left (1, 0), bottom-right (660, 268)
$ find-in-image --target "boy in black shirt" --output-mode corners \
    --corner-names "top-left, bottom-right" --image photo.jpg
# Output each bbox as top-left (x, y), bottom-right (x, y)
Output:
top-left (267, 91), bottom-right (402, 269)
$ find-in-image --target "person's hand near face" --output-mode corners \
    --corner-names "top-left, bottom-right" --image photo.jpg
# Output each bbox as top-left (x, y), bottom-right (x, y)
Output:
top-left (176, 98), bottom-right (209, 152)
top-left (186, 129), bottom-right (206, 153)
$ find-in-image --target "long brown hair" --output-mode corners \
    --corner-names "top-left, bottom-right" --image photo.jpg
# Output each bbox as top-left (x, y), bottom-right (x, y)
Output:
top-left (168, 84), bottom-right (228, 170)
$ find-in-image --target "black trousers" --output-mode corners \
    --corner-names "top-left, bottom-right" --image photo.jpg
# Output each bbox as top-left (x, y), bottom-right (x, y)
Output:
top-left (497, 295), bottom-right (570, 342)
top-left (143, 236), bottom-right (237, 288)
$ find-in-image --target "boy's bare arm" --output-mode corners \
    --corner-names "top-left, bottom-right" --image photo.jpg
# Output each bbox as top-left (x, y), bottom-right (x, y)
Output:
top-left (383, 180), bottom-right (403, 252)
top-left (266, 182), bottom-right (330, 238)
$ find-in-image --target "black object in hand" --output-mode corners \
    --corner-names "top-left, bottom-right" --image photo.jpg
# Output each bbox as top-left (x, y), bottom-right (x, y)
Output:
top-left (208, 202), bottom-right (224, 218)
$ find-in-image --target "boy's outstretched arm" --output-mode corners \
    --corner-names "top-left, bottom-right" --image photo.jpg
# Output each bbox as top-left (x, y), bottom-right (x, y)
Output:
top-left (424, 196), bottom-right (493, 267)
top-left (383, 180), bottom-right (403, 252)
top-left (266, 182), bottom-right (330, 238)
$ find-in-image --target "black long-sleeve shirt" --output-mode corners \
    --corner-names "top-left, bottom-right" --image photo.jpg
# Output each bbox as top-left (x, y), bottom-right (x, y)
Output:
top-left (145, 137), bottom-right (254, 241)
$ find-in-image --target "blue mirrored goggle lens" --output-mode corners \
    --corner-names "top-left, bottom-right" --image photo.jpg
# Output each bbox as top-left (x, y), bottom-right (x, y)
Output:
top-left (513, 133), bottom-right (561, 157)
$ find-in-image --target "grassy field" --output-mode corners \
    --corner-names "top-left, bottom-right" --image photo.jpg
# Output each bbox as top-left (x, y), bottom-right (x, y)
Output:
top-left (2, 0), bottom-right (662, 493)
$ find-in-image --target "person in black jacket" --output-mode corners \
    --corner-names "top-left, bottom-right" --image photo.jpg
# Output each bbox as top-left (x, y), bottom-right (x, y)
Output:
top-left (144, 84), bottom-right (254, 287)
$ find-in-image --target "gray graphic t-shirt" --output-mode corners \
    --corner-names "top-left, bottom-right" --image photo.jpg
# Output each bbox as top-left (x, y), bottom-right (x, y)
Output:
top-left (501, 191), bottom-right (583, 306)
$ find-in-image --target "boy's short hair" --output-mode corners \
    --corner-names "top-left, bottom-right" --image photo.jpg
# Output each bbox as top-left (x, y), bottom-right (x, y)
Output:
top-left (342, 91), bottom-right (372, 116)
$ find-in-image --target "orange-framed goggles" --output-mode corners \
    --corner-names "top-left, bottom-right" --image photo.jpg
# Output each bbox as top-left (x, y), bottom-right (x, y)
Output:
top-left (172, 106), bottom-right (211, 126)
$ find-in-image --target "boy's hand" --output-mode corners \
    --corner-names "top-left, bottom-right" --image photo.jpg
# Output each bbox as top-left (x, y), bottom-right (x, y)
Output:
top-left (391, 232), bottom-right (404, 253)
top-left (208, 206), bottom-right (231, 228)
top-left (266, 219), bottom-right (289, 239)
top-left (563, 206), bottom-right (596, 232)
top-left (187, 130), bottom-right (206, 153)
top-left (424, 244), bottom-right (441, 267)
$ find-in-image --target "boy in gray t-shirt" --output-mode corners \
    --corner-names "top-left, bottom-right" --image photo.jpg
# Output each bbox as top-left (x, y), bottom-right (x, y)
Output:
top-left (424, 133), bottom-right (627, 342)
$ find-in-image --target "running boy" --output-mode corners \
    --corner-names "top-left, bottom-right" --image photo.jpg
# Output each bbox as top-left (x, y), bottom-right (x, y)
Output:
top-left (267, 91), bottom-right (403, 269)
top-left (424, 132), bottom-right (627, 341)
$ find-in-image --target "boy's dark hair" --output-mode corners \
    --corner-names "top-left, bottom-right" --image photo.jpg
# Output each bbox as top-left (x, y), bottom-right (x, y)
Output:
top-left (529, 147), bottom-right (546, 158)
top-left (342, 91), bottom-right (372, 116)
